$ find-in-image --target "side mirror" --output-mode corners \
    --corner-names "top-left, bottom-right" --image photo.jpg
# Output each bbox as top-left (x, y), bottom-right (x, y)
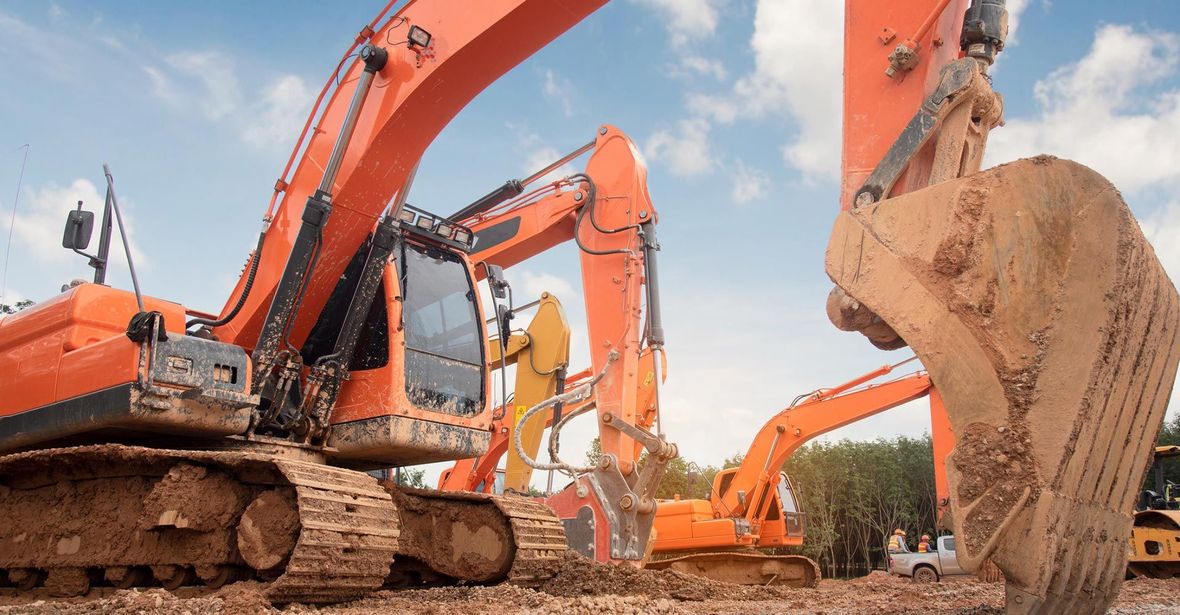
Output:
top-left (485, 264), bottom-right (509, 299)
top-left (62, 202), bottom-right (94, 250)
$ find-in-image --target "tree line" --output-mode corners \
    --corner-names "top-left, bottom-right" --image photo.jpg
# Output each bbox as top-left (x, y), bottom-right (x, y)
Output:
top-left (639, 412), bottom-right (1180, 577)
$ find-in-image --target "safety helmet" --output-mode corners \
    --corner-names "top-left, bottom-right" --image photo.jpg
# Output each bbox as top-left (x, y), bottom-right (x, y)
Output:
top-left (894, 529), bottom-right (906, 536)
top-left (921, 534), bottom-right (931, 540)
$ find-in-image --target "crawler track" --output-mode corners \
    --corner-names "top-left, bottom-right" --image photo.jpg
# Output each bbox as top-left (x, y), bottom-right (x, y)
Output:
top-left (387, 487), bottom-right (568, 585)
top-left (0, 444), bottom-right (568, 602)
top-left (0, 445), bottom-right (396, 603)
top-left (647, 552), bottom-right (820, 588)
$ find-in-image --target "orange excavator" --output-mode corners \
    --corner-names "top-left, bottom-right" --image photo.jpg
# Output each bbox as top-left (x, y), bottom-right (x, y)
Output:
top-left (0, 0), bottom-right (678, 600)
top-left (646, 361), bottom-right (935, 586)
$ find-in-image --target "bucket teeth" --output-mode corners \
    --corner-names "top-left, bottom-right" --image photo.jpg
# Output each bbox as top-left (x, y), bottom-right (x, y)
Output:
top-left (826, 157), bottom-right (1180, 613)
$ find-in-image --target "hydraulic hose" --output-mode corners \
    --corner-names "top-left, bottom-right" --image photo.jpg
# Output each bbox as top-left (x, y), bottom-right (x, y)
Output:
top-left (187, 231), bottom-right (266, 330)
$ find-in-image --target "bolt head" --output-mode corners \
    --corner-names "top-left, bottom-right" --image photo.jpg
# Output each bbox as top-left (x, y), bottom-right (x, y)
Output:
top-left (574, 192), bottom-right (584, 202)
top-left (855, 192), bottom-right (875, 208)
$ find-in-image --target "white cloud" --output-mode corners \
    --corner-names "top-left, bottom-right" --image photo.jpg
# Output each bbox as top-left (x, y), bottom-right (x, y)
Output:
top-left (164, 51), bottom-right (241, 121)
top-left (656, 1), bottom-right (842, 181)
top-left (631, 0), bottom-right (719, 47)
top-left (541, 69), bottom-right (575, 118)
top-left (731, 161), bottom-right (770, 204)
top-left (1144, 201), bottom-right (1180, 424)
top-left (514, 129), bottom-right (577, 185)
top-left (1006, 0), bottom-right (1030, 46)
top-left (986, 25), bottom-right (1180, 194)
top-left (644, 118), bottom-right (713, 177)
top-left (0, 178), bottom-right (148, 300)
top-left (631, 0), bottom-right (727, 79)
top-left (734, 0), bottom-right (843, 180)
top-left (686, 93), bottom-right (738, 124)
top-left (243, 75), bottom-right (314, 149)
top-left (518, 270), bottom-right (576, 301)
top-left (144, 50), bottom-right (311, 152)
top-left (680, 54), bottom-right (727, 80)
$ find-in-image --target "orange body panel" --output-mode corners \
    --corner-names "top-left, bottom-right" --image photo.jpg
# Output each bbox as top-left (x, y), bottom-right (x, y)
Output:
top-left (0, 285), bottom-right (186, 415)
top-left (842, 0), bottom-right (972, 208)
top-left (214, 0), bottom-right (607, 353)
top-left (653, 499), bottom-right (751, 551)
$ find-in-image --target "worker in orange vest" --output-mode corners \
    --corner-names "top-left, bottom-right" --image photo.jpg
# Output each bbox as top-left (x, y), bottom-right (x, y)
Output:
top-left (918, 534), bottom-right (932, 553)
top-left (887, 529), bottom-right (908, 553)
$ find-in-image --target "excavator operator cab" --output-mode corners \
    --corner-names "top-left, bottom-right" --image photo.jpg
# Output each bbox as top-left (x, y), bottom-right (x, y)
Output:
top-left (776, 472), bottom-right (805, 539)
top-left (1138, 446), bottom-right (1180, 512)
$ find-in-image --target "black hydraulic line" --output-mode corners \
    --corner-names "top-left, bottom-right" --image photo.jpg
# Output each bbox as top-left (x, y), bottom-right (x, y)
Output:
top-left (639, 221), bottom-right (665, 347)
top-left (451, 180), bottom-right (524, 221)
top-left (571, 176), bottom-right (630, 257)
top-left (186, 231), bottom-right (266, 330)
top-left (569, 173), bottom-right (638, 235)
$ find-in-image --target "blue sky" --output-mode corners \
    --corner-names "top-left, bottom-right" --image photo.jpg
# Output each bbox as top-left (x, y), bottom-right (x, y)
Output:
top-left (2, 1), bottom-right (1180, 484)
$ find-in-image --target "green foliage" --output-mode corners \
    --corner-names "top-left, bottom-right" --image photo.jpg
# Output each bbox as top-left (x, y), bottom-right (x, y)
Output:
top-left (0, 300), bottom-right (33, 314)
top-left (1144, 414), bottom-right (1180, 495)
top-left (394, 467), bottom-right (427, 489)
top-left (584, 437), bottom-right (603, 467)
top-left (777, 435), bottom-right (939, 576)
top-left (654, 455), bottom-right (720, 500)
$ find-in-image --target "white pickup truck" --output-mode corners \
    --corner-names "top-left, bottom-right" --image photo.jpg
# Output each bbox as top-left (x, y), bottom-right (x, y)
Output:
top-left (886, 535), bottom-right (966, 582)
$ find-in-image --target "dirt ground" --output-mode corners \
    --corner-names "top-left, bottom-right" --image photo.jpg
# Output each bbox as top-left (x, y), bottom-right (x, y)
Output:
top-left (1, 555), bottom-right (1177, 615)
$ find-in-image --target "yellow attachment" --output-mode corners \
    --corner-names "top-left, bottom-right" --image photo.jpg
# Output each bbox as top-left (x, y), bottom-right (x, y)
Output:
top-left (496, 293), bottom-right (571, 493)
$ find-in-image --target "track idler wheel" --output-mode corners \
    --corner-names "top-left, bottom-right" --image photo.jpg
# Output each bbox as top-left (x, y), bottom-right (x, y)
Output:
top-left (9, 568), bottom-right (44, 591)
top-left (826, 157), bottom-right (1180, 614)
top-left (106, 566), bottom-right (151, 589)
top-left (153, 565), bottom-right (194, 590)
top-left (236, 490), bottom-right (299, 573)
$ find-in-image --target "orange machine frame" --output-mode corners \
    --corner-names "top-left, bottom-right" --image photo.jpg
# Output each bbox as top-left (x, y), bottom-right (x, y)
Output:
top-left (842, 0), bottom-right (975, 209)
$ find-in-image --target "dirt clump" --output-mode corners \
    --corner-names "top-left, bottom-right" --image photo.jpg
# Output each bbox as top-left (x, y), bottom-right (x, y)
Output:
top-left (537, 551), bottom-right (795, 601)
top-left (1, 574), bottom-right (1177, 614)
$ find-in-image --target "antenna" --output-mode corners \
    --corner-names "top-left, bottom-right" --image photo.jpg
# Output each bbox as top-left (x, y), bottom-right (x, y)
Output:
top-left (1, 144), bottom-right (30, 304)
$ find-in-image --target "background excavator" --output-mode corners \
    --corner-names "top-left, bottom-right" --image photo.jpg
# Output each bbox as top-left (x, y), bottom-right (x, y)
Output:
top-left (0, 0), bottom-right (677, 601)
top-left (646, 361), bottom-right (934, 587)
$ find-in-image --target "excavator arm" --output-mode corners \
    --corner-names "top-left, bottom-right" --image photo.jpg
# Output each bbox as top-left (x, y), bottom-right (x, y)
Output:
top-left (439, 126), bottom-right (676, 565)
top-left (829, 1), bottom-right (1180, 612)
